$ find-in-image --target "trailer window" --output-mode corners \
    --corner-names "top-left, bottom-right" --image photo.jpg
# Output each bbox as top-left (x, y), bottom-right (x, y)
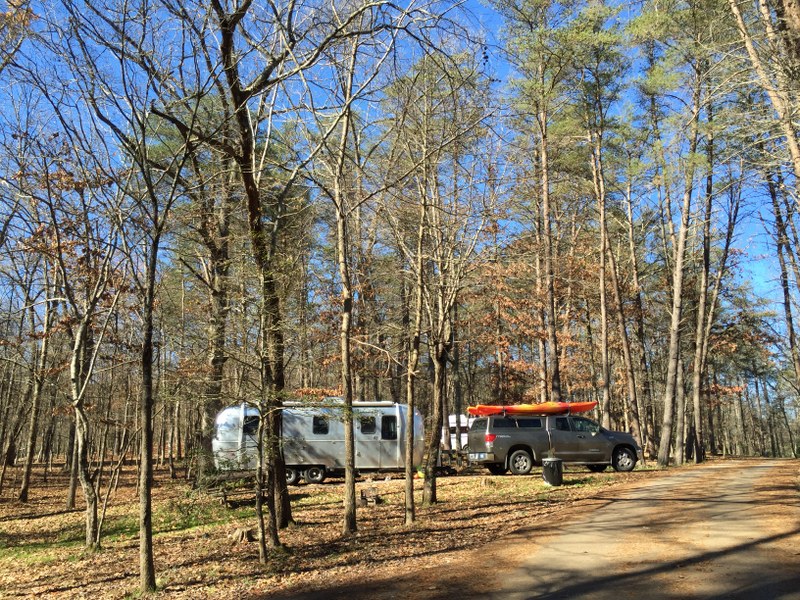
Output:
top-left (359, 416), bottom-right (376, 434)
top-left (313, 416), bottom-right (329, 435)
top-left (242, 415), bottom-right (259, 436)
top-left (381, 415), bottom-right (397, 440)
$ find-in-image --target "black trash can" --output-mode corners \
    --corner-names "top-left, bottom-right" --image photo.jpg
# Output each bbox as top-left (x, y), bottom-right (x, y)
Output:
top-left (541, 457), bottom-right (563, 486)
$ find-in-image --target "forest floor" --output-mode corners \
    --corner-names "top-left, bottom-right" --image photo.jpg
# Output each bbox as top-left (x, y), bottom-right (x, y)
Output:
top-left (0, 457), bottom-right (797, 599)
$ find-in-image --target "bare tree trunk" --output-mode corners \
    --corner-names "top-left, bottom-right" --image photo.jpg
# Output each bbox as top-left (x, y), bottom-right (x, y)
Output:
top-left (74, 405), bottom-right (98, 548)
top-left (423, 338), bottom-right (447, 506)
top-left (769, 169), bottom-right (800, 389)
top-left (675, 363), bottom-right (686, 465)
top-left (337, 204), bottom-right (357, 535)
top-left (778, 398), bottom-right (798, 457)
top-left (19, 290), bottom-right (55, 502)
top-left (624, 176), bottom-right (655, 457)
top-left (404, 204), bottom-right (425, 526)
top-left (66, 426), bottom-right (78, 510)
top-left (139, 246), bottom-right (158, 590)
top-left (594, 137), bottom-right (611, 428)
top-left (539, 104), bottom-right (561, 403)
top-left (728, 0), bottom-right (800, 189)
top-left (658, 73), bottom-right (702, 467)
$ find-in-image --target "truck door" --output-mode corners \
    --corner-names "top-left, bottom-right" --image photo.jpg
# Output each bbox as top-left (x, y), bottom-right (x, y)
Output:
top-left (569, 416), bottom-right (607, 461)
top-left (355, 413), bottom-right (382, 469)
top-left (547, 416), bottom-right (582, 461)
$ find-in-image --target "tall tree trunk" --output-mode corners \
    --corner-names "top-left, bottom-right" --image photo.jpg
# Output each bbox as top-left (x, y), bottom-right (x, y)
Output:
top-left (337, 205), bottom-right (357, 535)
top-left (689, 106), bottom-right (715, 465)
top-left (19, 289), bottom-right (55, 502)
top-left (595, 140), bottom-right (611, 428)
top-left (539, 103), bottom-right (561, 403)
top-left (728, 0), bottom-right (800, 191)
top-left (332, 39), bottom-right (359, 536)
top-left (657, 72), bottom-right (702, 467)
top-left (624, 176), bottom-right (655, 457)
top-left (675, 363), bottom-right (686, 465)
top-left (199, 245), bottom-right (229, 479)
top-left (404, 204), bottom-right (425, 526)
top-left (423, 340), bottom-right (447, 505)
top-left (139, 244), bottom-right (158, 590)
top-left (769, 168), bottom-right (800, 387)
top-left (74, 405), bottom-right (98, 548)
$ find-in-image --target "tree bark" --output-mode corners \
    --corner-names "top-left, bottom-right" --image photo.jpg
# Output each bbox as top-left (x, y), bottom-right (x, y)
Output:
top-left (19, 286), bottom-right (55, 502)
top-left (657, 70), bottom-right (702, 467)
top-left (404, 202), bottom-right (425, 525)
top-left (728, 0), bottom-right (800, 193)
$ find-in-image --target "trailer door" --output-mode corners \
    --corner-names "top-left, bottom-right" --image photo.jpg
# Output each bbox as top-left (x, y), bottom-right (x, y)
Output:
top-left (380, 413), bottom-right (400, 468)
top-left (355, 412), bottom-right (382, 469)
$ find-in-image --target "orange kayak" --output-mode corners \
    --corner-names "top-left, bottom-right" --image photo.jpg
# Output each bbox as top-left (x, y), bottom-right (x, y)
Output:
top-left (467, 401), bottom-right (598, 417)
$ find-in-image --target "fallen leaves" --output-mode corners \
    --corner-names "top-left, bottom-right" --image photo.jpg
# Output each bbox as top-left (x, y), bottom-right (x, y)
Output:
top-left (0, 462), bottom-right (665, 599)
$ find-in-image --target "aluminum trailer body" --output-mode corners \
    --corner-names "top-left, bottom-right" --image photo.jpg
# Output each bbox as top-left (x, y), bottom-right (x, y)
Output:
top-left (212, 401), bottom-right (424, 483)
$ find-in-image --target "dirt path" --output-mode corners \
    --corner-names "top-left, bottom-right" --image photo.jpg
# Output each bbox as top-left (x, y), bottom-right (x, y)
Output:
top-left (278, 459), bottom-right (799, 600)
top-left (488, 460), bottom-right (800, 599)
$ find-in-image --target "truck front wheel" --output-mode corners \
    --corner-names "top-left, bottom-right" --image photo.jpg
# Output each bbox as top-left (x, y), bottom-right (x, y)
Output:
top-left (508, 450), bottom-right (533, 475)
top-left (612, 447), bottom-right (636, 472)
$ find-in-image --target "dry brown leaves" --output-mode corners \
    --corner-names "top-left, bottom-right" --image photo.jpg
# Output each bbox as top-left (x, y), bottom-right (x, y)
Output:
top-left (0, 460), bottom-right (749, 599)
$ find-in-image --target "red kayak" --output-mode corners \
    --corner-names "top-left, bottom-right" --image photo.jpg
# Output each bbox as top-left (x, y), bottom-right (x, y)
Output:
top-left (467, 401), bottom-right (598, 417)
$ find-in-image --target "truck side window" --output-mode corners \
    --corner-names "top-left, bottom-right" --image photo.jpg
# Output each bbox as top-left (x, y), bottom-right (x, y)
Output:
top-left (242, 415), bottom-right (259, 436)
top-left (360, 416), bottom-right (376, 434)
top-left (572, 417), bottom-right (599, 433)
top-left (555, 417), bottom-right (570, 431)
top-left (517, 418), bottom-right (543, 428)
top-left (493, 418), bottom-right (517, 428)
top-left (381, 415), bottom-right (397, 440)
top-left (313, 416), bottom-right (329, 435)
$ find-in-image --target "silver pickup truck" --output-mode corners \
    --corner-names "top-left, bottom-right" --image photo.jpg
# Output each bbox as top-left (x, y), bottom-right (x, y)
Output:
top-left (467, 414), bottom-right (642, 474)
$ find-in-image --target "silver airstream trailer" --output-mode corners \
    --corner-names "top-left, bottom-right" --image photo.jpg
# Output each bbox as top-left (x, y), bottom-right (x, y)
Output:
top-left (212, 400), bottom-right (425, 484)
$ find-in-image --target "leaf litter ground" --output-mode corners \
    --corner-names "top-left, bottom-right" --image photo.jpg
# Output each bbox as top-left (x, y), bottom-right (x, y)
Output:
top-left (1, 458), bottom-right (796, 599)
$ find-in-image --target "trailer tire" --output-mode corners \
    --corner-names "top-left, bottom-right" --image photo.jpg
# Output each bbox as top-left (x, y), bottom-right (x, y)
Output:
top-left (304, 466), bottom-right (326, 484)
top-left (285, 468), bottom-right (300, 485)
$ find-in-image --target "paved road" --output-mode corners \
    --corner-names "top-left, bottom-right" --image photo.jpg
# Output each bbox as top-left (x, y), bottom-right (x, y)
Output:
top-left (491, 461), bottom-right (800, 600)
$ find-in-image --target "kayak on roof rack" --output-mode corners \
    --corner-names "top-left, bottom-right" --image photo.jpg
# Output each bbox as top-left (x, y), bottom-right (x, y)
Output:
top-left (466, 401), bottom-right (598, 417)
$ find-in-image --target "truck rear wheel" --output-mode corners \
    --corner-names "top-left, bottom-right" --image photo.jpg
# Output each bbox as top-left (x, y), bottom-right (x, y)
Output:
top-left (303, 466), bottom-right (326, 484)
top-left (508, 450), bottom-right (533, 475)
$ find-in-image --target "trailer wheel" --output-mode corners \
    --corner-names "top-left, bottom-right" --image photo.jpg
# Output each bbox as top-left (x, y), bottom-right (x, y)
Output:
top-left (304, 466), bottom-right (326, 484)
top-left (285, 468), bottom-right (300, 485)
